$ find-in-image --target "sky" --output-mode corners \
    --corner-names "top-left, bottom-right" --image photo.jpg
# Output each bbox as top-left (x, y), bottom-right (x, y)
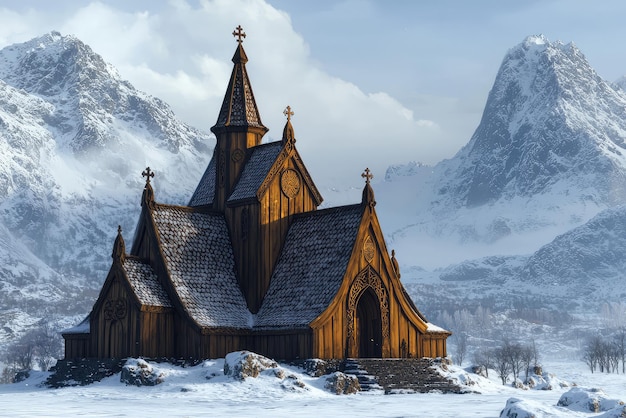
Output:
top-left (1, 0), bottom-right (626, 190)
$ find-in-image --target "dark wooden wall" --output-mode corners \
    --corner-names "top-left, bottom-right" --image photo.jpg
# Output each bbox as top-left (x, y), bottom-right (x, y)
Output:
top-left (63, 334), bottom-right (90, 359)
top-left (90, 276), bottom-right (138, 358)
top-left (138, 310), bottom-right (175, 357)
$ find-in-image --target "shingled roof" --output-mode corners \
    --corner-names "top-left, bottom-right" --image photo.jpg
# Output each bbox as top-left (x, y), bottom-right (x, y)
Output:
top-left (228, 141), bottom-right (283, 202)
top-left (212, 43), bottom-right (267, 134)
top-left (123, 257), bottom-right (172, 308)
top-left (188, 156), bottom-right (216, 207)
top-left (255, 204), bottom-right (364, 329)
top-left (151, 204), bottom-right (252, 328)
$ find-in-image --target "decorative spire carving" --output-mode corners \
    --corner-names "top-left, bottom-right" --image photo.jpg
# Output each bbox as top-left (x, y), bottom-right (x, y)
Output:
top-left (112, 225), bottom-right (126, 264)
top-left (141, 167), bottom-right (155, 209)
top-left (212, 26), bottom-right (268, 136)
top-left (282, 105), bottom-right (296, 146)
top-left (361, 168), bottom-right (376, 207)
top-left (391, 249), bottom-right (401, 278)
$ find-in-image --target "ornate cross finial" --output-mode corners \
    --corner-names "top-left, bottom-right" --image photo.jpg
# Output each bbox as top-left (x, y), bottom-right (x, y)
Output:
top-left (283, 105), bottom-right (294, 122)
top-left (233, 25), bottom-right (246, 44)
top-left (142, 167), bottom-right (155, 184)
top-left (361, 168), bottom-right (373, 184)
top-left (117, 225), bottom-right (122, 235)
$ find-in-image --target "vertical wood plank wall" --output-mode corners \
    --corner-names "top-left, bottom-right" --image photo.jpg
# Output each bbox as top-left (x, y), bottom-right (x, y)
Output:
top-left (226, 155), bottom-right (318, 313)
top-left (91, 277), bottom-right (137, 358)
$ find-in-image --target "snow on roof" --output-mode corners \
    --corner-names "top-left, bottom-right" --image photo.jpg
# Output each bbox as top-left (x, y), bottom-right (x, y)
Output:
top-left (228, 141), bottom-right (283, 202)
top-left (62, 316), bottom-right (90, 335)
top-left (426, 322), bottom-right (450, 334)
top-left (152, 205), bottom-right (252, 328)
top-left (255, 204), bottom-right (364, 329)
top-left (123, 257), bottom-right (172, 308)
top-left (188, 155), bottom-right (216, 207)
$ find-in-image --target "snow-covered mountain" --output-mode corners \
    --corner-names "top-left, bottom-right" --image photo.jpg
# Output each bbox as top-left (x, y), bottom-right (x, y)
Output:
top-left (404, 204), bottom-right (626, 316)
top-left (0, 32), bottom-right (212, 344)
top-left (379, 35), bottom-right (626, 270)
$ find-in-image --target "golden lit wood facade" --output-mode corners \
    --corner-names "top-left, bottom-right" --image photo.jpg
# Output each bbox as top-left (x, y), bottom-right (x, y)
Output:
top-left (63, 27), bottom-right (449, 360)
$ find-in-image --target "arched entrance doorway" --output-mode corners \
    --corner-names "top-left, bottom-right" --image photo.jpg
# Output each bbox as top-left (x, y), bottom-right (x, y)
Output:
top-left (356, 288), bottom-right (382, 358)
top-left (346, 266), bottom-right (390, 358)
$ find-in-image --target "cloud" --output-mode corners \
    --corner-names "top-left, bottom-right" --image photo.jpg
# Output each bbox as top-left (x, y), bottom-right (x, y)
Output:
top-left (0, 0), bottom-right (449, 194)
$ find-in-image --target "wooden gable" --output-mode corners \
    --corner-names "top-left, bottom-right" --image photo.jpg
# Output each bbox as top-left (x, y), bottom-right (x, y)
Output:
top-left (224, 120), bottom-right (323, 313)
top-left (309, 182), bottom-right (449, 359)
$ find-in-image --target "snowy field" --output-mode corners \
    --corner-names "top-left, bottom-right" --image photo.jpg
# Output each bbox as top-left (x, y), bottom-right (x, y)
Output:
top-left (0, 357), bottom-right (624, 418)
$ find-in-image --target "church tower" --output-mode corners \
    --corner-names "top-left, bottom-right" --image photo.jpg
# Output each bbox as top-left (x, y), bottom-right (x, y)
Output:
top-left (189, 27), bottom-right (323, 312)
top-left (209, 25), bottom-right (268, 211)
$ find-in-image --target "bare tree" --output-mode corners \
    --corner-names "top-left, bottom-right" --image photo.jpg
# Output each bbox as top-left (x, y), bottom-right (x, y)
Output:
top-left (2, 322), bottom-right (64, 382)
top-left (583, 335), bottom-right (602, 373)
top-left (455, 333), bottom-right (468, 366)
top-left (521, 344), bottom-right (533, 381)
top-left (32, 322), bottom-right (62, 371)
top-left (5, 333), bottom-right (36, 372)
top-left (615, 327), bottom-right (626, 374)
top-left (493, 347), bottom-right (511, 385)
top-left (472, 347), bottom-right (493, 378)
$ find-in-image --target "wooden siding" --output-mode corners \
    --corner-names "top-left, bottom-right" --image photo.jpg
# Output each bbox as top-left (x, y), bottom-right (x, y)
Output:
top-left (226, 155), bottom-right (319, 313)
top-left (63, 334), bottom-right (90, 359)
top-left (90, 276), bottom-right (138, 358)
top-left (138, 310), bottom-right (175, 357)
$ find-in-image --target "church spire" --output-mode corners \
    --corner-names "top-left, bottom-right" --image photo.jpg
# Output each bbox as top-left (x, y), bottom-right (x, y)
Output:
top-left (112, 225), bottom-right (126, 264)
top-left (141, 167), bottom-right (156, 209)
top-left (282, 105), bottom-right (296, 147)
top-left (211, 25), bottom-right (268, 136)
top-left (361, 168), bottom-right (376, 208)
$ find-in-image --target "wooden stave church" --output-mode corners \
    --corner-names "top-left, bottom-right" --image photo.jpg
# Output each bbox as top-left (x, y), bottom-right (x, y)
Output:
top-left (63, 27), bottom-right (450, 361)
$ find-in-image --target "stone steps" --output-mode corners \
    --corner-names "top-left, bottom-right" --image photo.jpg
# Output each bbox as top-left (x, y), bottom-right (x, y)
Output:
top-left (343, 359), bottom-right (384, 392)
top-left (342, 358), bottom-right (462, 394)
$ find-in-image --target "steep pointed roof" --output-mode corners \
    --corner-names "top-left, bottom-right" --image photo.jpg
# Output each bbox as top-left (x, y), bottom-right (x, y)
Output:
top-left (151, 204), bottom-right (252, 328)
top-left (188, 154), bottom-right (216, 207)
top-left (255, 205), bottom-right (364, 329)
top-left (227, 141), bottom-right (283, 203)
top-left (211, 28), bottom-right (267, 135)
top-left (123, 258), bottom-right (172, 308)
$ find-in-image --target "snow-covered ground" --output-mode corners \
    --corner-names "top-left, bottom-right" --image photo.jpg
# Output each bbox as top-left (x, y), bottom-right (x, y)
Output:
top-left (0, 358), bottom-right (623, 417)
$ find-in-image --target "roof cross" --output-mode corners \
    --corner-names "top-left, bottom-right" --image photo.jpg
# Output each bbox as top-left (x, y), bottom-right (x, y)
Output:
top-left (232, 25), bottom-right (246, 44)
top-left (142, 167), bottom-right (155, 184)
top-left (361, 168), bottom-right (373, 184)
top-left (283, 105), bottom-right (294, 121)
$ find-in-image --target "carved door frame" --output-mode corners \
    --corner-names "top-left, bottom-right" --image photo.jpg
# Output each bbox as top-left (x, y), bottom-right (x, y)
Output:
top-left (346, 266), bottom-right (390, 358)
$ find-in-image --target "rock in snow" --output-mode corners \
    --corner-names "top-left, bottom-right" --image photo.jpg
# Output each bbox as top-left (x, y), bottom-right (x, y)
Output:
top-left (557, 387), bottom-right (624, 413)
top-left (120, 358), bottom-right (165, 387)
top-left (223, 351), bottom-right (279, 380)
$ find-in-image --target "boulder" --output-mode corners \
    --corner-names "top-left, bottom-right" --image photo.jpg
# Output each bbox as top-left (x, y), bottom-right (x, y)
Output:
top-left (500, 398), bottom-right (539, 418)
top-left (120, 359), bottom-right (165, 386)
top-left (223, 351), bottom-right (278, 380)
top-left (557, 387), bottom-right (624, 413)
top-left (324, 372), bottom-right (361, 395)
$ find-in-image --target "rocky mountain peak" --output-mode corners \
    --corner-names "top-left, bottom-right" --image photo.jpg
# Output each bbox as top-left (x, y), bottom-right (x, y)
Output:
top-left (0, 32), bottom-right (212, 286)
top-left (442, 35), bottom-right (626, 208)
top-left (0, 31), bottom-right (207, 154)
